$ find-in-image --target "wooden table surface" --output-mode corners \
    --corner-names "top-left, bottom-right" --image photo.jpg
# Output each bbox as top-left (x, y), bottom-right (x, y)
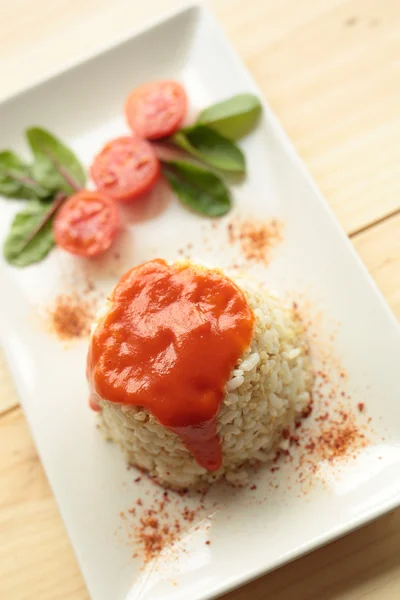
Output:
top-left (1, 0), bottom-right (400, 598)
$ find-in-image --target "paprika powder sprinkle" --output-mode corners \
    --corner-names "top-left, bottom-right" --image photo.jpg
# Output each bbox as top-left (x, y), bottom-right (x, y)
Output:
top-left (124, 486), bottom-right (209, 562)
top-left (227, 217), bottom-right (283, 263)
top-left (47, 291), bottom-right (98, 340)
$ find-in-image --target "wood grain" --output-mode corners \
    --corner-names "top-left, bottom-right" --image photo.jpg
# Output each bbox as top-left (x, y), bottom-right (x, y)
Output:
top-left (0, 1), bottom-right (399, 599)
top-left (0, 349), bottom-right (19, 416)
top-left (353, 213), bottom-right (400, 319)
top-left (216, 0), bottom-right (400, 234)
top-left (0, 408), bottom-right (87, 600)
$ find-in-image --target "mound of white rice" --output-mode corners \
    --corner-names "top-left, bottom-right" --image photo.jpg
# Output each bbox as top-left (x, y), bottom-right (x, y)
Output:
top-left (94, 267), bottom-right (313, 489)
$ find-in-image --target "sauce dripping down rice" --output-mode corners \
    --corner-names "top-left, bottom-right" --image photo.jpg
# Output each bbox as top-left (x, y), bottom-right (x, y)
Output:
top-left (89, 262), bottom-right (313, 489)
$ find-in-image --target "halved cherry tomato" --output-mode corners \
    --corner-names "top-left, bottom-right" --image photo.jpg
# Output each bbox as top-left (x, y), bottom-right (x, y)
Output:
top-left (90, 136), bottom-right (160, 203)
top-left (54, 191), bottom-right (119, 257)
top-left (125, 81), bottom-right (187, 140)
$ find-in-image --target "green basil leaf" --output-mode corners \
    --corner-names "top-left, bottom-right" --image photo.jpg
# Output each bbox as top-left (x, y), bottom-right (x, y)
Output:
top-left (26, 127), bottom-right (86, 194)
top-left (3, 200), bottom-right (57, 267)
top-left (0, 151), bottom-right (48, 199)
top-left (162, 160), bottom-right (231, 217)
top-left (197, 94), bottom-right (262, 140)
top-left (172, 126), bottom-right (245, 173)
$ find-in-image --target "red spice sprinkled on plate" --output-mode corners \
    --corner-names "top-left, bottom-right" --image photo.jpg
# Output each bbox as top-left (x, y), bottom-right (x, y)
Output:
top-left (269, 299), bottom-right (374, 494)
top-left (315, 411), bottom-right (367, 461)
top-left (284, 364), bottom-right (370, 491)
top-left (176, 241), bottom-right (194, 259)
top-left (123, 484), bottom-right (209, 563)
top-left (227, 218), bottom-right (283, 263)
top-left (182, 507), bottom-right (196, 523)
top-left (46, 291), bottom-right (98, 340)
top-left (316, 412), bottom-right (329, 422)
top-left (139, 521), bottom-right (165, 560)
top-left (250, 484), bottom-right (257, 490)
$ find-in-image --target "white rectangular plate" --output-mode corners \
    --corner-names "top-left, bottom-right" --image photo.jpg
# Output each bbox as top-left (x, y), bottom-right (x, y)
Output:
top-left (1, 5), bottom-right (400, 600)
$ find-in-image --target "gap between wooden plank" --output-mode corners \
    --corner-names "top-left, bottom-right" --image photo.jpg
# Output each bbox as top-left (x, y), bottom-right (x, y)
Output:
top-left (349, 207), bottom-right (400, 239)
top-left (0, 404), bottom-right (20, 419)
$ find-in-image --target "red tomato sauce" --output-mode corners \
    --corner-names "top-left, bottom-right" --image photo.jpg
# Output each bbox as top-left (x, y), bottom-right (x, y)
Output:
top-left (87, 259), bottom-right (254, 471)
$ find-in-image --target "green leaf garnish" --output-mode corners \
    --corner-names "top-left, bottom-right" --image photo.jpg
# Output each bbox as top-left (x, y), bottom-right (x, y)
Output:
top-left (162, 160), bottom-right (231, 217)
top-left (197, 94), bottom-right (262, 140)
top-left (26, 127), bottom-right (85, 194)
top-left (0, 151), bottom-right (48, 200)
top-left (3, 194), bottom-right (65, 267)
top-left (172, 125), bottom-right (245, 173)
